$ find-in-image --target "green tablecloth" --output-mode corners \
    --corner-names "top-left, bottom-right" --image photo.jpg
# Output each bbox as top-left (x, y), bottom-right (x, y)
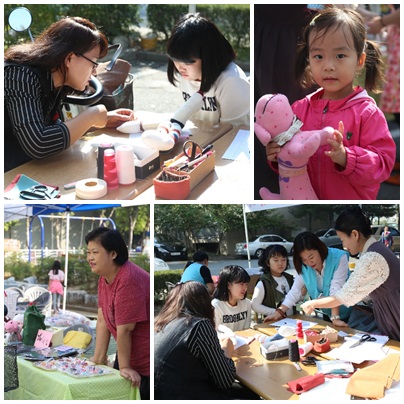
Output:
top-left (5, 357), bottom-right (140, 400)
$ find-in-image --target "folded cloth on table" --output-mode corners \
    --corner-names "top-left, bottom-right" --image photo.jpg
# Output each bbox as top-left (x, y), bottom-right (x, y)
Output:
top-left (346, 354), bottom-right (400, 399)
top-left (287, 373), bottom-right (325, 394)
top-left (4, 174), bottom-right (60, 200)
top-left (63, 331), bottom-right (92, 349)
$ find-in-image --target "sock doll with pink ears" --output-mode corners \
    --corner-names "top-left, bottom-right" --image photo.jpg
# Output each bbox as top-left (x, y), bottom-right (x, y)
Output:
top-left (255, 93), bottom-right (334, 200)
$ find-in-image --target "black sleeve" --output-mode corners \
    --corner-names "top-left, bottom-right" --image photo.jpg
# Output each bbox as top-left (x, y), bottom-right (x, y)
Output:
top-left (200, 266), bottom-right (214, 284)
top-left (188, 319), bottom-right (236, 390)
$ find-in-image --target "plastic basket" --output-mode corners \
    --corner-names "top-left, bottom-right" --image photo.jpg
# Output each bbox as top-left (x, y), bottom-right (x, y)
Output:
top-left (4, 345), bottom-right (19, 392)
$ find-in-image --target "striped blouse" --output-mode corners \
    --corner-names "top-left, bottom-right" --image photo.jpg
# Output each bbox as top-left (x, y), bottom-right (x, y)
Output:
top-left (188, 318), bottom-right (236, 390)
top-left (4, 64), bottom-right (70, 170)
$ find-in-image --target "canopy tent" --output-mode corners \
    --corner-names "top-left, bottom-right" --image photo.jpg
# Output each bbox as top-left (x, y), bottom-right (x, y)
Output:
top-left (4, 203), bottom-right (121, 310)
top-left (242, 204), bottom-right (298, 267)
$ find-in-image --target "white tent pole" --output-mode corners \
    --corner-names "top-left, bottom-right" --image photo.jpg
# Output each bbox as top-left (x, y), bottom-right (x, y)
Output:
top-left (63, 210), bottom-right (70, 311)
top-left (242, 204), bottom-right (251, 268)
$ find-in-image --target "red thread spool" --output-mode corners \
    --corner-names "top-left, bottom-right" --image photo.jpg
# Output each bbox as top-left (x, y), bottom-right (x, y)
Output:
top-left (103, 149), bottom-right (119, 189)
top-left (296, 320), bottom-right (304, 339)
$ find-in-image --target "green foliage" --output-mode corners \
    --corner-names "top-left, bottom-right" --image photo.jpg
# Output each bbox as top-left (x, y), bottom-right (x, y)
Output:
top-left (4, 253), bottom-right (33, 281)
top-left (147, 4), bottom-right (250, 60)
top-left (4, 4), bottom-right (140, 47)
top-left (154, 270), bottom-right (182, 303)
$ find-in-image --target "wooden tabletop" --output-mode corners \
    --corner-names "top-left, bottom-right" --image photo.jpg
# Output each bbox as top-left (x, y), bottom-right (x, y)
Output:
top-left (232, 314), bottom-right (400, 400)
top-left (136, 124), bottom-right (251, 201)
top-left (4, 120), bottom-right (233, 201)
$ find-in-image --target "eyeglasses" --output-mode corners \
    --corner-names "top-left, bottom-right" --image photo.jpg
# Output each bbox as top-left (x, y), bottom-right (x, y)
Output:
top-left (77, 53), bottom-right (99, 71)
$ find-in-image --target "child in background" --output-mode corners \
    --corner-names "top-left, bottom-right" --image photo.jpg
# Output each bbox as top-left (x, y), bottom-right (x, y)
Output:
top-left (167, 13), bottom-right (250, 127)
top-left (212, 265), bottom-right (251, 332)
top-left (48, 260), bottom-right (65, 313)
top-left (266, 7), bottom-right (396, 199)
top-left (251, 245), bottom-right (296, 320)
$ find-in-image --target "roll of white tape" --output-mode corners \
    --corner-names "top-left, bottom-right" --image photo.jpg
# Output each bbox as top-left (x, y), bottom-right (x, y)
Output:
top-left (75, 178), bottom-right (107, 199)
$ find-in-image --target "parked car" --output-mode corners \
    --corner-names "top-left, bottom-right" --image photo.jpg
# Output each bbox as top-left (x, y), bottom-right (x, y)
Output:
top-left (235, 234), bottom-right (294, 259)
top-left (318, 228), bottom-right (343, 249)
top-left (371, 225), bottom-right (400, 253)
top-left (154, 235), bottom-right (188, 261)
top-left (154, 257), bottom-right (170, 271)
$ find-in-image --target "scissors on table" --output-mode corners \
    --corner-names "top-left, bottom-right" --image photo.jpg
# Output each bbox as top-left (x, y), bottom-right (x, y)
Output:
top-left (20, 185), bottom-right (54, 200)
top-left (349, 333), bottom-right (377, 348)
top-left (182, 140), bottom-right (203, 162)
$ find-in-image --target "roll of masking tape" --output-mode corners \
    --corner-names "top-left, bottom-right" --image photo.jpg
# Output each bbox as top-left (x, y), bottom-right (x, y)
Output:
top-left (75, 178), bottom-right (107, 199)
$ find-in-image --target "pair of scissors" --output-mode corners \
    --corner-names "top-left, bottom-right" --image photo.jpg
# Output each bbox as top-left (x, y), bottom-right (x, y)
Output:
top-left (349, 333), bottom-right (377, 348)
top-left (301, 356), bottom-right (317, 366)
top-left (20, 185), bottom-right (53, 200)
top-left (182, 140), bottom-right (203, 162)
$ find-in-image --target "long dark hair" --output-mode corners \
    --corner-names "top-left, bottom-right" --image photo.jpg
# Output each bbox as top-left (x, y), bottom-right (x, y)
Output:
top-left (293, 231), bottom-right (328, 274)
top-left (5, 16), bottom-right (108, 86)
top-left (213, 265), bottom-right (250, 302)
top-left (154, 281), bottom-right (214, 332)
top-left (258, 244), bottom-right (289, 274)
top-left (334, 205), bottom-right (372, 237)
top-left (52, 260), bottom-right (61, 275)
top-left (167, 13), bottom-right (236, 93)
top-left (295, 7), bottom-right (384, 92)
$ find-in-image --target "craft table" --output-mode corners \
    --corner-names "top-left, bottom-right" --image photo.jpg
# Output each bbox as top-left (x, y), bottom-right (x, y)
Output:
top-left (4, 356), bottom-right (140, 400)
top-left (4, 119), bottom-right (233, 201)
top-left (232, 314), bottom-right (400, 400)
top-left (135, 125), bottom-right (251, 201)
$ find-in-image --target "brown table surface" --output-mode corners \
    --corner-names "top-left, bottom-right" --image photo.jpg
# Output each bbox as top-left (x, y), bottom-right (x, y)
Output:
top-left (233, 314), bottom-right (400, 400)
top-left (4, 120), bottom-right (233, 201)
top-left (135, 124), bottom-right (250, 201)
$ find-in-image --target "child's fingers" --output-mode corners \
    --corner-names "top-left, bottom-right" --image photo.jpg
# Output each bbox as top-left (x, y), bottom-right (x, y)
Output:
top-left (338, 120), bottom-right (344, 135)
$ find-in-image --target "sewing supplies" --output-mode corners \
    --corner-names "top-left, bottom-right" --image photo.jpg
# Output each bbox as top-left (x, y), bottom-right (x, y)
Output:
top-left (103, 149), bottom-right (119, 189)
top-left (64, 181), bottom-right (77, 190)
top-left (289, 339), bottom-right (301, 370)
top-left (179, 151), bottom-right (213, 170)
top-left (296, 320), bottom-right (304, 339)
top-left (313, 337), bottom-right (331, 353)
top-left (301, 356), bottom-right (317, 366)
top-left (19, 185), bottom-right (55, 200)
top-left (75, 178), bottom-right (107, 199)
top-left (183, 140), bottom-right (202, 161)
top-left (115, 144), bottom-right (136, 185)
top-left (97, 143), bottom-right (114, 179)
top-left (349, 333), bottom-right (377, 348)
top-left (299, 341), bottom-right (314, 356)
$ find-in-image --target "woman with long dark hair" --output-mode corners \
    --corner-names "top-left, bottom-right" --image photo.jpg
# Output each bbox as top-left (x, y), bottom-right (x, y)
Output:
top-left (5, 16), bottom-right (134, 171)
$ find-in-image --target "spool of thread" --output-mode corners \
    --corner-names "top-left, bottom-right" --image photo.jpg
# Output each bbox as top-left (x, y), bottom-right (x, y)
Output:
top-left (289, 339), bottom-right (300, 362)
top-left (97, 143), bottom-right (114, 179)
top-left (115, 145), bottom-right (136, 185)
top-left (103, 149), bottom-right (119, 189)
top-left (299, 341), bottom-right (314, 356)
top-left (296, 320), bottom-right (304, 339)
top-left (75, 178), bottom-right (107, 199)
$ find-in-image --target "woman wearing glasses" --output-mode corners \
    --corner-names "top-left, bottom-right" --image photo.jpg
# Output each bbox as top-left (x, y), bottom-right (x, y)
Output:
top-left (4, 17), bottom-right (134, 171)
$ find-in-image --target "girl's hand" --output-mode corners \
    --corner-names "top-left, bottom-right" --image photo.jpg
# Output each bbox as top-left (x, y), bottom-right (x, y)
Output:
top-left (120, 367), bottom-right (141, 387)
top-left (263, 311), bottom-right (283, 323)
top-left (325, 121), bottom-right (347, 168)
top-left (220, 337), bottom-right (234, 358)
top-left (106, 108), bottom-right (135, 128)
top-left (265, 141), bottom-right (281, 162)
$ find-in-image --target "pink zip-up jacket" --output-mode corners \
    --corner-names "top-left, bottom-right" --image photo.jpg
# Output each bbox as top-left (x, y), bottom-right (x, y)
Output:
top-left (292, 86), bottom-right (396, 200)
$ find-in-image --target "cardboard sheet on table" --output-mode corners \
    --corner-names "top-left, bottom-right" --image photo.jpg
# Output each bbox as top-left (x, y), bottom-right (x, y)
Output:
top-left (298, 378), bottom-right (400, 401)
top-left (222, 129), bottom-right (250, 162)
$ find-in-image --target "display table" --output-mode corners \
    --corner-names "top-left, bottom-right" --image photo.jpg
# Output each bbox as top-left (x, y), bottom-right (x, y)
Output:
top-left (4, 357), bottom-right (140, 400)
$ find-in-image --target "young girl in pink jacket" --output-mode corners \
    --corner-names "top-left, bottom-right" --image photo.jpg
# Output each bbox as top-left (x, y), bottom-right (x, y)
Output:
top-left (267, 7), bottom-right (396, 199)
